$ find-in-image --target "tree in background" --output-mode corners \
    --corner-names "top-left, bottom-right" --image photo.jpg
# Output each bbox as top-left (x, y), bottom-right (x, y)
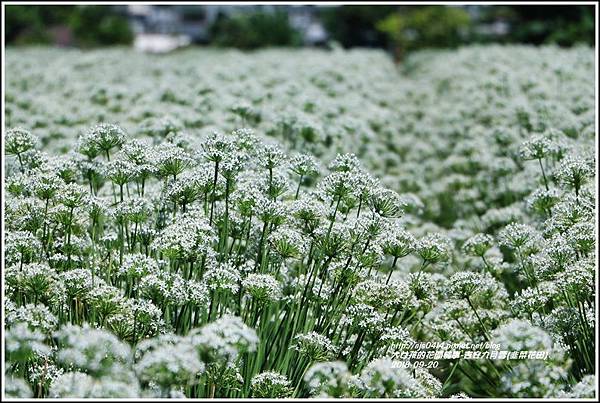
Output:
top-left (473, 5), bottom-right (595, 46)
top-left (319, 6), bottom-right (396, 48)
top-left (210, 10), bottom-right (301, 50)
top-left (376, 6), bottom-right (472, 61)
top-left (5, 5), bottom-right (132, 46)
top-left (5, 5), bottom-right (72, 44)
top-left (68, 6), bottom-right (133, 46)
top-left (376, 5), bottom-right (594, 61)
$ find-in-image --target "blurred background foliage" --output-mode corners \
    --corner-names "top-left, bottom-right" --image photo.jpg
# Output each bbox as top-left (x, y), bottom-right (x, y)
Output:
top-left (209, 10), bottom-right (302, 49)
top-left (477, 5), bottom-right (596, 46)
top-left (320, 6), bottom-right (396, 48)
top-left (67, 5), bottom-right (134, 46)
top-left (4, 4), bottom-right (596, 52)
top-left (376, 6), bottom-right (472, 60)
top-left (5, 5), bottom-right (133, 46)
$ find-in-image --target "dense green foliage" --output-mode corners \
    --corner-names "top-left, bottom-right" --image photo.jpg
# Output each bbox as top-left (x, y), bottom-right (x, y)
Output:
top-left (475, 5), bottom-right (595, 46)
top-left (210, 11), bottom-right (301, 50)
top-left (376, 7), bottom-right (471, 58)
top-left (320, 6), bottom-right (396, 48)
top-left (325, 5), bottom-right (594, 52)
top-left (5, 5), bottom-right (133, 46)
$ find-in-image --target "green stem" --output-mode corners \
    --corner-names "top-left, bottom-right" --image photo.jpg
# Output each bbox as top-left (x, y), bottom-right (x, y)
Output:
top-left (209, 160), bottom-right (219, 226)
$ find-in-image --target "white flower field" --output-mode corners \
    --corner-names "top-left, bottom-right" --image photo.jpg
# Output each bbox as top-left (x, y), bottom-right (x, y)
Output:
top-left (3, 45), bottom-right (596, 398)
